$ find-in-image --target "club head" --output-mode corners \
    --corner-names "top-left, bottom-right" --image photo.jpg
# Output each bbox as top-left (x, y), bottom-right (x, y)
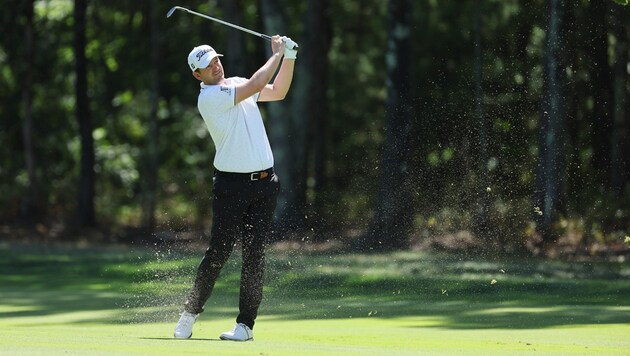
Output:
top-left (166, 6), bottom-right (179, 18)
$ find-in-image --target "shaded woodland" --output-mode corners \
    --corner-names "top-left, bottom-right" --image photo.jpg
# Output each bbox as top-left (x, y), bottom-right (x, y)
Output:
top-left (1, 0), bottom-right (629, 257)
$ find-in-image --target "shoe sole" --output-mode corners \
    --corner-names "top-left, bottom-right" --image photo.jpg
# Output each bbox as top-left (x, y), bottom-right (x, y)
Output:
top-left (219, 336), bottom-right (253, 341)
top-left (174, 333), bottom-right (192, 339)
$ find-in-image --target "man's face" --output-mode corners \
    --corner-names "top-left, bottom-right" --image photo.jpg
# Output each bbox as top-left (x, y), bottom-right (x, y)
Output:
top-left (194, 57), bottom-right (224, 84)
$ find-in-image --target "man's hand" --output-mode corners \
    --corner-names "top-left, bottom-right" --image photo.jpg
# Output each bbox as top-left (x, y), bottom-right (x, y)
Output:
top-left (282, 36), bottom-right (298, 60)
top-left (271, 35), bottom-right (285, 57)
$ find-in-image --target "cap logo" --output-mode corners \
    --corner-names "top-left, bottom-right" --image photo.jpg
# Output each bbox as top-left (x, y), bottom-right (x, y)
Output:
top-left (196, 48), bottom-right (211, 61)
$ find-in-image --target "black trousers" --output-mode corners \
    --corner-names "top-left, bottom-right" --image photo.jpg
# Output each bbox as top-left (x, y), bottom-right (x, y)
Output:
top-left (184, 168), bottom-right (280, 329)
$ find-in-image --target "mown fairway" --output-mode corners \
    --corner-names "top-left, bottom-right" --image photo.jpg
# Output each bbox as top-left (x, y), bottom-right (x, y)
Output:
top-left (1, 243), bottom-right (629, 355)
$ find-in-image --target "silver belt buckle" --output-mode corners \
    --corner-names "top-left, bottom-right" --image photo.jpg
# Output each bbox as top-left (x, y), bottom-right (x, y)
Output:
top-left (250, 172), bottom-right (259, 181)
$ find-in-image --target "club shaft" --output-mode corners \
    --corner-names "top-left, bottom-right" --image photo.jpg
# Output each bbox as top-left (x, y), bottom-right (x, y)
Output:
top-left (172, 6), bottom-right (271, 41)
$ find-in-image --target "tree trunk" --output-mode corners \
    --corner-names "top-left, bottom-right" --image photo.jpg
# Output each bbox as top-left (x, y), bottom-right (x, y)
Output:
top-left (143, 0), bottom-right (160, 232)
top-left (220, 0), bottom-right (247, 76)
top-left (20, 0), bottom-right (38, 219)
top-left (472, 0), bottom-right (490, 235)
top-left (587, 0), bottom-right (613, 183)
top-left (610, 5), bottom-right (629, 195)
top-left (534, 0), bottom-right (567, 251)
top-left (74, 0), bottom-right (96, 227)
top-left (357, 0), bottom-right (415, 252)
top-left (299, 0), bottom-right (331, 236)
top-left (563, 2), bottom-right (582, 215)
top-left (259, 0), bottom-right (308, 235)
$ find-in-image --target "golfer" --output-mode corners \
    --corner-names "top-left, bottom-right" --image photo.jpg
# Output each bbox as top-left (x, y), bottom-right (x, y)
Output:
top-left (174, 35), bottom-right (297, 341)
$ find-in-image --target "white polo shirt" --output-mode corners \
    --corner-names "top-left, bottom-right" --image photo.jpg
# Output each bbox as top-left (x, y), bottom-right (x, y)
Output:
top-left (197, 77), bottom-right (274, 173)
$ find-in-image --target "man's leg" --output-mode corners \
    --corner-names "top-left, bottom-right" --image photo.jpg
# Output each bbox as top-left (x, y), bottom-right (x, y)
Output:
top-left (236, 175), bottom-right (280, 328)
top-left (185, 179), bottom-right (249, 314)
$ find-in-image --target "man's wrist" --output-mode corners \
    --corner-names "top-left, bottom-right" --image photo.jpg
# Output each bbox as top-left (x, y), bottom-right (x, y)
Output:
top-left (284, 49), bottom-right (297, 60)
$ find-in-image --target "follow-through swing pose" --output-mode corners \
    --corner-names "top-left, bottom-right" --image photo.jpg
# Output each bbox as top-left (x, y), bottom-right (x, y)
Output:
top-left (173, 33), bottom-right (297, 341)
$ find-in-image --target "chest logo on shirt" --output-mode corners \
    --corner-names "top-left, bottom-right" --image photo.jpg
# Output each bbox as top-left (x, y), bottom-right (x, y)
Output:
top-left (220, 86), bottom-right (232, 95)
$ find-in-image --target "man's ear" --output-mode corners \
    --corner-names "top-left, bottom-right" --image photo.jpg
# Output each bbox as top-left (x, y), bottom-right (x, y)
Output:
top-left (192, 71), bottom-right (202, 81)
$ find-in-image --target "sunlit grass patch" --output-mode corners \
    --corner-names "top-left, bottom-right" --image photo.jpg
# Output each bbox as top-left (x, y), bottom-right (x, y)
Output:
top-left (1, 244), bottom-right (629, 354)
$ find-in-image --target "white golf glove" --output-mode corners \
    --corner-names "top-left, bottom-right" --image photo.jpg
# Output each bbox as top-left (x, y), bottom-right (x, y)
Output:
top-left (282, 36), bottom-right (298, 60)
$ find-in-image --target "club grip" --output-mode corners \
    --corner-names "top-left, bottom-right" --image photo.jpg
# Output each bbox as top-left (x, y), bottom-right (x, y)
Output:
top-left (262, 34), bottom-right (299, 49)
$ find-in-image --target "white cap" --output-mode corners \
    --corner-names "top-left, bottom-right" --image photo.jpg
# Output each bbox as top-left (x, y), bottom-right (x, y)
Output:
top-left (187, 45), bottom-right (223, 71)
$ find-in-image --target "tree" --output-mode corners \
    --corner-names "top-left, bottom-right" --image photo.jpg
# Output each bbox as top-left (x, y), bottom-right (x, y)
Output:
top-left (260, 0), bottom-right (307, 235)
top-left (142, 0), bottom-right (160, 232)
top-left (220, 0), bottom-right (248, 75)
top-left (533, 0), bottom-right (569, 251)
top-left (610, 4), bottom-right (629, 195)
top-left (74, 0), bottom-right (96, 227)
top-left (20, 0), bottom-right (38, 219)
top-left (586, 0), bottom-right (613, 183)
top-left (295, 0), bottom-right (332, 235)
top-left (472, 0), bottom-right (489, 234)
top-left (358, 0), bottom-right (415, 251)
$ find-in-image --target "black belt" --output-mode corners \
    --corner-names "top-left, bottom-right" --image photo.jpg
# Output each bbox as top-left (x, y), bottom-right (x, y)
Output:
top-left (215, 167), bottom-right (274, 182)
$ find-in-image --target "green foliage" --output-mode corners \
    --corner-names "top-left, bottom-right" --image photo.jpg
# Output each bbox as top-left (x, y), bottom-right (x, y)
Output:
top-left (0, 0), bottom-right (628, 253)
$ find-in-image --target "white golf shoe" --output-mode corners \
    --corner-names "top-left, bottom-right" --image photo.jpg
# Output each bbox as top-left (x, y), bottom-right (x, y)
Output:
top-left (174, 311), bottom-right (198, 339)
top-left (219, 323), bottom-right (253, 341)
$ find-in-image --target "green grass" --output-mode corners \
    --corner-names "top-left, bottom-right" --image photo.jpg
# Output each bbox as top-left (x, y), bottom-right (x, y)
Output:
top-left (0, 243), bottom-right (629, 355)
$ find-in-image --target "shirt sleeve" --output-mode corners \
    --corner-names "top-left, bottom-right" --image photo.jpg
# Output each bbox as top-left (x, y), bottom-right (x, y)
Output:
top-left (198, 84), bottom-right (236, 115)
top-left (232, 76), bottom-right (260, 102)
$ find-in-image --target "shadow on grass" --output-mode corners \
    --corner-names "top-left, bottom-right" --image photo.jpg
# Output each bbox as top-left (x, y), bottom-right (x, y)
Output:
top-left (138, 337), bottom-right (221, 341)
top-left (1, 245), bottom-right (629, 330)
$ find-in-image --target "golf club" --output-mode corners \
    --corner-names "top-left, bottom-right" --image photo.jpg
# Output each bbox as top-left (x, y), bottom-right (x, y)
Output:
top-left (167, 6), bottom-right (278, 44)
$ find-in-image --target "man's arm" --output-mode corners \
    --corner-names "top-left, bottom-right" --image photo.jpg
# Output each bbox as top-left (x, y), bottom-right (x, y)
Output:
top-left (234, 35), bottom-right (284, 104)
top-left (258, 58), bottom-right (295, 102)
